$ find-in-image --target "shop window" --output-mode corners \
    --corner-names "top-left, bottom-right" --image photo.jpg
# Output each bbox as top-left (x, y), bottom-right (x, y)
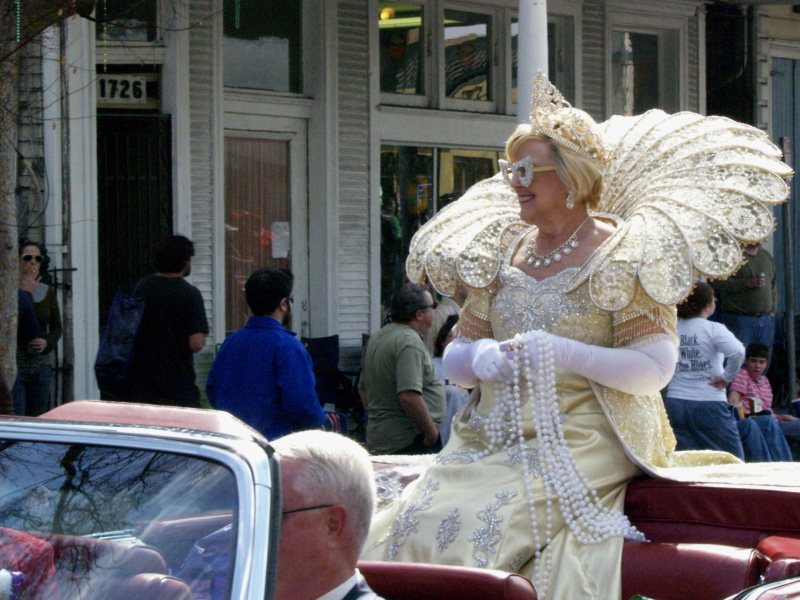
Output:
top-left (96, 0), bottom-right (158, 42)
top-left (379, 1), bottom-right (425, 95)
top-left (511, 16), bottom-right (574, 105)
top-left (611, 29), bottom-right (678, 116)
top-left (444, 9), bottom-right (491, 101)
top-left (223, 0), bottom-right (303, 93)
top-left (380, 145), bottom-right (501, 307)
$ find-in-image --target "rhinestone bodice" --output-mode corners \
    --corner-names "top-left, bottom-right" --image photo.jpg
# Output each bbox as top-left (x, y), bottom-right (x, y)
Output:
top-left (490, 233), bottom-right (612, 347)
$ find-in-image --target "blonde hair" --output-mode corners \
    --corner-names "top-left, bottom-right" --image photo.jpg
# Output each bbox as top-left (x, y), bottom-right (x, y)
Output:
top-left (505, 112), bottom-right (605, 210)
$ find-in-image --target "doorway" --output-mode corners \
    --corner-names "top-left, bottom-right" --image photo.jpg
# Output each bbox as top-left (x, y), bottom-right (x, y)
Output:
top-left (768, 56), bottom-right (799, 402)
top-left (223, 127), bottom-right (309, 337)
top-left (97, 114), bottom-right (173, 325)
top-left (770, 57), bottom-right (799, 316)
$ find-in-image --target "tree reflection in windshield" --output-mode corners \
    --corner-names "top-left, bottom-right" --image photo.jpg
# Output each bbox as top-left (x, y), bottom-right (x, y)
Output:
top-left (0, 441), bottom-right (235, 535)
top-left (0, 440), bottom-right (239, 600)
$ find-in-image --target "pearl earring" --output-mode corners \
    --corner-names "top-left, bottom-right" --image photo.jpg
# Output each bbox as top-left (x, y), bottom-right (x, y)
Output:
top-left (566, 193), bottom-right (575, 209)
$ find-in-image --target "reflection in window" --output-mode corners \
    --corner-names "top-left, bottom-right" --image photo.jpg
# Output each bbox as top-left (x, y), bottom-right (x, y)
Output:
top-left (96, 0), bottom-right (157, 42)
top-left (379, 1), bottom-right (425, 95)
top-left (225, 138), bottom-right (291, 334)
top-left (0, 441), bottom-right (238, 600)
top-left (444, 9), bottom-right (491, 101)
top-left (511, 17), bottom-right (574, 105)
top-left (224, 0), bottom-right (302, 92)
top-left (612, 30), bottom-right (678, 116)
top-left (380, 147), bottom-right (433, 305)
top-left (0, 442), bottom-right (236, 534)
top-left (380, 146), bottom-right (501, 308)
top-left (438, 149), bottom-right (497, 209)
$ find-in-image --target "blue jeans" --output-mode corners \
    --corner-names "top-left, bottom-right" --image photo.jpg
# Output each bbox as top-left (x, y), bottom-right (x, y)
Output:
top-left (777, 418), bottom-right (800, 443)
top-left (12, 366), bottom-right (53, 416)
top-left (739, 415), bottom-right (793, 462)
top-left (720, 313), bottom-right (775, 353)
top-left (664, 398), bottom-right (744, 460)
top-left (777, 418), bottom-right (800, 460)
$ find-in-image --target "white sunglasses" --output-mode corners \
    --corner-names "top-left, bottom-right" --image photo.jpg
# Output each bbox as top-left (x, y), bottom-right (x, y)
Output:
top-left (498, 155), bottom-right (557, 187)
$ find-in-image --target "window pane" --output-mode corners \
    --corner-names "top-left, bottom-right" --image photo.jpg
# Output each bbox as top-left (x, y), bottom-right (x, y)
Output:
top-left (379, 146), bottom-right (502, 310)
top-left (437, 148), bottom-right (501, 209)
top-left (379, 1), bottom-right (425, 95)
top-left (0, 441), bottom-right (238, 600)
top-left (224, 0), bottom-right (302, 93)
top-left (380, 146), bottom-right (434, 307)
top-left (612, 30), bottom-right (678, 116)
top-left (225, 138), bottom-right (291, 334)
top-left (511, 18), bottom-right (574, 105)
top-left (444, 9), bottom-right (491, 101)
top-left (96, 0), bottom-right (157, 42)
top-left (512, 19), bottom-right (518, 104)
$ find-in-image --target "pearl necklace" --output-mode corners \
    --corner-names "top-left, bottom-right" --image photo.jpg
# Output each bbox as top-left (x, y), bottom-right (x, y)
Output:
top-left (478, 331), bottom-right (644, 599)
top-left (524, 216), bottom-right (590, 268)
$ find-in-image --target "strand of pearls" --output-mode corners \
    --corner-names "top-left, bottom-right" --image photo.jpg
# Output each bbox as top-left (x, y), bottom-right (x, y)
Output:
top-left (498, 330), bottom-right (644, 599)
top-left (517, 338), bottom-right (553, 598)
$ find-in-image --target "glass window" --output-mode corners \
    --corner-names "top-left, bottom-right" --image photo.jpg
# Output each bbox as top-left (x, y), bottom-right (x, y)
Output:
top-left (96, 0), bottom-right (157, 42)
top-left (379, 1), bottom-right (425, 95)
top-left (437, 148), bottom-right (497, 209)
top-left (511, 16), bottom-right (574, 105)
top-left (225, 138), bottom-right (291, 334)
top-left (611, 29), bottom-right (678, 116)
top-left (224, 0), bottom-right (303, 93)
top-left (380, 145), bottom-right (502, 309)
top-left (444, 9), bottom-right (491, 101)
top-left (0, 441), bottom-right (238, 600)
top-left (380, 146), bottom-right (434, 306)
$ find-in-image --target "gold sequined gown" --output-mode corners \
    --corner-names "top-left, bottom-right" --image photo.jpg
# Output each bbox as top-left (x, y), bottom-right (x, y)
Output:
top-left (362, 227), bottom-right (700, 600)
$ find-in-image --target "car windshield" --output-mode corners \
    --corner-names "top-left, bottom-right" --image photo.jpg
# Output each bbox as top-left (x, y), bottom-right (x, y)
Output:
top-left (0, 439), bottom-right (238, 600)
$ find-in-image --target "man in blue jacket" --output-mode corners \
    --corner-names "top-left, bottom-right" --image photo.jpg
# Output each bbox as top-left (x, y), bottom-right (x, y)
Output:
top-left (207, 268), bottom-right (325, 439)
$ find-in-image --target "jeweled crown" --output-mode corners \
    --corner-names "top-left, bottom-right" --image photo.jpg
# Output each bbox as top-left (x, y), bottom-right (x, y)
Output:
top-left (530, 71), bottom-right (611, 165)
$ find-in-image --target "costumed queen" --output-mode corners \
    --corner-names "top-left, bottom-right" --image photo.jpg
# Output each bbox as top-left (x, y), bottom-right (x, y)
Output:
top-left (361, 72), bottom-right (797, 600)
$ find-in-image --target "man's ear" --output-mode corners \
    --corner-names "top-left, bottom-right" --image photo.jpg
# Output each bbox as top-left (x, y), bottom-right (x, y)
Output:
top-left (324, 505), bottom-right (348, 542)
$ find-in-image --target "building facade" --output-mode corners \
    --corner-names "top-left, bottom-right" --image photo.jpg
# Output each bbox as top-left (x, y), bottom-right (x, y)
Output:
top-left (16, 0), bottom-right (730, 403)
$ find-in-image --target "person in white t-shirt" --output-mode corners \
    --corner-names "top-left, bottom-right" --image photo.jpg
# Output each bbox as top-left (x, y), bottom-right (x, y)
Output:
top-left (664, 282), bottom-right (751, 459)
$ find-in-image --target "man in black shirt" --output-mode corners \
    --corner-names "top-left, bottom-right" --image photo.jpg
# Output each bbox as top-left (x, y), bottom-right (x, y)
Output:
top-left (128, 235), bottom-right (209, 407)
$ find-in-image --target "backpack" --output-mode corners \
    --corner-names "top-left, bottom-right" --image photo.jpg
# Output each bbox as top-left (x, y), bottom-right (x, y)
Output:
top-left (94, 284), bottom-right (145, 397)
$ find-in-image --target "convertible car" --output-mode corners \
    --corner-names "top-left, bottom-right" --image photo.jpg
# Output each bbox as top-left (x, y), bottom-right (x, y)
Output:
top-left (0, 400), bottom-right (799, 600)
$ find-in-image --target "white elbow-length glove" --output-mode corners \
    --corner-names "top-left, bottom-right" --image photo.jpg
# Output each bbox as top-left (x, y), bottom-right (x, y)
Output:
top-left (442, 337), bottom-right (515, 388)
top-left (503, 331), bottom-right (677, 396)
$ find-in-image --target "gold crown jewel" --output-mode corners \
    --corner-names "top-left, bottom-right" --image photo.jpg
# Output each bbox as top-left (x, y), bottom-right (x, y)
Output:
top-left (530, 71), bottom-right (611, 165)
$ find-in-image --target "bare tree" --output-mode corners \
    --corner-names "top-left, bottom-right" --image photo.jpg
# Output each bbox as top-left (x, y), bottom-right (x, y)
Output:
top-left (0, 0), bottom-right (93, 412)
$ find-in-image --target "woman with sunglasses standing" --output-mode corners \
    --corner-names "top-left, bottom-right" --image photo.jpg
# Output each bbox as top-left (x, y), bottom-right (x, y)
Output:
top-left (14, 239), bottom-right (62, 416)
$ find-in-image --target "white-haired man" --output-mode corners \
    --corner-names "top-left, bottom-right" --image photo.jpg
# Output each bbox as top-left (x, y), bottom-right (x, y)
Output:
top-left (271, 430), bottom-right (384, 600)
